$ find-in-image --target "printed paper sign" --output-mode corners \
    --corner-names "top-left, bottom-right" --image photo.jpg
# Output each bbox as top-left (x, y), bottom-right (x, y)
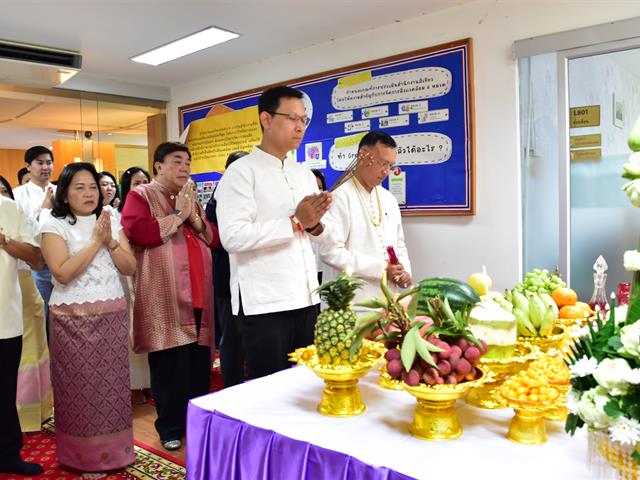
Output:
top-left (379, 115), bottom-right (410, 129)
top-left (389, 168), bottom-right (406, 205)
top-left (361, 105), bottom-right (389, 119)
top-left (327, 111), bottom-right (353, 124)
top-left (344, 119), bottom-right (371, 134)
top-left (399, 100), bottom-right (429, 114)
top-left (332, 67), bottom-right (452, 110)
top-left (418, 108), bottom-right (449, 124)
top-left (304, 143), bottom-right (326, 169)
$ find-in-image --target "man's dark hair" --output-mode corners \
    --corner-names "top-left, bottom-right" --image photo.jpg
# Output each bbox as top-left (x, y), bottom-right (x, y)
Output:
top-left (153, 142), bottom-right (191, 175)
top-left (225, 151), bottom-right (248, 169)
top-left (17, 167), bottom-right (29, 185)
top-left (24, 146), bottom-right (53, 165)
top-left (258, 86), bottom-right (303, 115)
top-left (52, 162), bottom-right (103, 225)
top-left (0, 175), bottom-right (14, 200)
top-left (358, 130), bottom-right (397, 151)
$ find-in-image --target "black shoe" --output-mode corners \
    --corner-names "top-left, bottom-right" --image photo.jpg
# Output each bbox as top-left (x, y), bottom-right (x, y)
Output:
top-left (0, 459), bottom-right (44, 476)
top-left (161, 439), bottom-right (181, 450)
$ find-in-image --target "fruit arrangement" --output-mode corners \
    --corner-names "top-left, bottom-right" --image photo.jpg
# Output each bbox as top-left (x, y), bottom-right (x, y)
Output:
top-left (505, 289), bottom-right (559, 337)
top-left (500, 369), bottom-right (558, 404)
top-left (383, 296), bottom-right (487, 387)
top-left (314, 273), bottom-right (365, 366)
top-left (513, 268), bottom-right (566, 295)
top-left (551, 287), bottom-right (593, 321)
top-left (527, 355), bottom-right (570, 385)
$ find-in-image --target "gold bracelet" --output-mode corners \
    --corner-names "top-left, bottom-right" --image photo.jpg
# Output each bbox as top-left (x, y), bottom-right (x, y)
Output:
top-left (109, 242), bottom-right (120, 252)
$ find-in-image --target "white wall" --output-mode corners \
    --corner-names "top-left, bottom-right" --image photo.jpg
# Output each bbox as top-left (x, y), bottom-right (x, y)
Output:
top-left (168, 1), bottom-right (640, 291)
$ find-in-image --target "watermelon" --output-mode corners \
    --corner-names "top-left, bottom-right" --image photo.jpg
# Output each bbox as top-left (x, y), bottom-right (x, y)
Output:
top-left (416, 278), bottom-right (480, 314)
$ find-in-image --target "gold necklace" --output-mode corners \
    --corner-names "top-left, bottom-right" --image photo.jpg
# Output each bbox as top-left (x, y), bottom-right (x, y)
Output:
top-left (352, 177), bottom-right (382, 227)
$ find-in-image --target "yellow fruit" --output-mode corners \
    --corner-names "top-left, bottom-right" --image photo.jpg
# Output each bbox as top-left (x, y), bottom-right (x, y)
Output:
top-left (467, 272), bottom-right (492, 296)
top-left (559, 304), bottom-right (589, 320)
top-left (551, 287), bottom-right (578, 308)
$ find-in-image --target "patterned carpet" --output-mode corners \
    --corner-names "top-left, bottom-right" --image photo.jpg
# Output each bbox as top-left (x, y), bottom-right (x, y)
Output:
top-left (3, 418), bottom-right (186, 480)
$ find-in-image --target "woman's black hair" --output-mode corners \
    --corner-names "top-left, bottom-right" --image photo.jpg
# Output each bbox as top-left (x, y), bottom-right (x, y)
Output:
top-left (311, 169), bottom-right (326, 191)
top-left (0, 175), bottom-right (14, 200)
top-left (118, 167), bottom-right (151, 212)
top-left (51, 162), bottom-right (103, 224)
top-left (98, 171), bottom-right (119, 207)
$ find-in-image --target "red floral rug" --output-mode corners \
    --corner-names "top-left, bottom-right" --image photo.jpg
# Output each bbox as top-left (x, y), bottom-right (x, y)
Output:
top-left (6, 362), bottom-right (224, 479)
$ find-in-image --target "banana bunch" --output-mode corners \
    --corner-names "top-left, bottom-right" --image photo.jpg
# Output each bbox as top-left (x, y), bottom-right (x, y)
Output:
top-left (504, 290), bottom-right (558, 337)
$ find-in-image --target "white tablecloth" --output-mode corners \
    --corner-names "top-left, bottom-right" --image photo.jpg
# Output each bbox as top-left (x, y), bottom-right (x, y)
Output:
top-left (192, 365), bottom-right (594, 480)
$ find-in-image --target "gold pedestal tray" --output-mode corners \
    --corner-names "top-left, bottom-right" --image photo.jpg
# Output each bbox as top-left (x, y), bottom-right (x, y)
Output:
top-left (378, 363), bottom-right (404, 391)
top-left (517, 324), bottom-right (567, 355)
top-left (289, 340), bottom-right (385, 417)
top-left (544, 381), bottom-right (570, 422)
top-left (503, 391), bottom-right (559, 445)
top-left (466, 343), bottom-right (538, 410)
top-left (403, 367), bottom-right (491, 441)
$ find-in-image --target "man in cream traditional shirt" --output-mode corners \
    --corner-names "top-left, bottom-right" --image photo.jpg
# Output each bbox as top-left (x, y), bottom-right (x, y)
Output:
top-left (0, 195), bottom-right (44, 476)
top-left (13, 146), bottom-right (56, 328)
top-left (215, 86), bottom-right (332, 380)
top-left (320, 131), bottom-right (412, 303)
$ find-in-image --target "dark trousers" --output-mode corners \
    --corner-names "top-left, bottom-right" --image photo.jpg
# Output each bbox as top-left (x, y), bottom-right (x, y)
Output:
top-left (0, 336), bottom-right (23, 464)
top-left (237, 302), bottom-right (319, 380)
top-left (148, 310), bottom-right (211, 442)
top-left (217, 296), bottom-right (245, 388)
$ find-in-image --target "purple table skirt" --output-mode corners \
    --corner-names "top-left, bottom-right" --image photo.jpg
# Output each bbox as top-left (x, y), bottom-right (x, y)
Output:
top-left (186, 401), bottom-right (416, 480)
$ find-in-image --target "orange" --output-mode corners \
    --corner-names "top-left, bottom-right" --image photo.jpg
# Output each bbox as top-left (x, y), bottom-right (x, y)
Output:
top-left (551, 287), bottom-right (578, 307)
top-left (574, 301), bottom-right (595, 317)
top-left (559, 304), bottom-right (589, 320)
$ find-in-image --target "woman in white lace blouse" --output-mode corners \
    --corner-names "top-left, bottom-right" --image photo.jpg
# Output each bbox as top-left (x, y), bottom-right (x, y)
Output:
top-left (40, 163), bottom-right (136, 477)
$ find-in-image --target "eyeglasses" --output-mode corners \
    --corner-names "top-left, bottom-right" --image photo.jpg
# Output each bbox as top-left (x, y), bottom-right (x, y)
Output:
top-left (269, 111), bottom-right (310, 127)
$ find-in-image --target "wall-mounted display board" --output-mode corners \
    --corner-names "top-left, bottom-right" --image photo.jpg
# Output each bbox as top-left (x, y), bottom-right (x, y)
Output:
top-left (179, 38), bottom-right (475, 215)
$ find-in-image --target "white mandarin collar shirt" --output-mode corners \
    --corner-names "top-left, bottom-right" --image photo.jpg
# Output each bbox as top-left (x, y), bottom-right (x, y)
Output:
top-left (0, 196), bottom-right (40, 339)
top-left (320, 178), bottom-right (411, 304)
top-left (13, 180), bottom-right (56, 222)
top-left (215, 146), bottom-right (330, 315)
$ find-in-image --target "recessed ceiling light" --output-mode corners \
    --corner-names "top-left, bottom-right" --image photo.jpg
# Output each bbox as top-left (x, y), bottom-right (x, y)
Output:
top-left (130, 26), bottom-right (239, 66)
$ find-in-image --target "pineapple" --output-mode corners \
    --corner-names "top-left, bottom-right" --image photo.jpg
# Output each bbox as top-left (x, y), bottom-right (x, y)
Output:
top-left (314, 273), bottom-right (364, 366)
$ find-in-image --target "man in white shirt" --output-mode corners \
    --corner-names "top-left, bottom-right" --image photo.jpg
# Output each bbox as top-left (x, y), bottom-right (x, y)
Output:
top-left (0, 195), bottom-right (44, 476)
top-left (215, 86), bottom-right (332, 380)
top-left (13, 146), bottom-right (56, 329)
top-left (320, 131), bottom-right (412, 303)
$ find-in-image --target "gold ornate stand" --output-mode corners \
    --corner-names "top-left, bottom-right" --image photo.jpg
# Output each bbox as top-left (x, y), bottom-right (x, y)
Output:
top-left (544, 381), bottom-right (570, 422)
top-left (466, 343), bottom-right (538, 409)
top-left (503, 391), bottom-right (559, 445)
top-left (289, 340), bottom-right (385, 417)
top-left (403, 367), bottom-right (490, 441)
top-left (517, 324), bottom-right (567, 355)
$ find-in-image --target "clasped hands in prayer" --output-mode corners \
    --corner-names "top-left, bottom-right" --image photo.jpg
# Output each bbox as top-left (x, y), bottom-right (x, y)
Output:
top-left (91, 211), bottom-right (117, 249)
top-left (294, 191), bottom-right (332, 232)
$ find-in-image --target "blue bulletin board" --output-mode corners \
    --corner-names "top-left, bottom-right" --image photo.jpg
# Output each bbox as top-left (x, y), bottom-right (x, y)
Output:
top-left (179, 38), bottom-right (475, 215)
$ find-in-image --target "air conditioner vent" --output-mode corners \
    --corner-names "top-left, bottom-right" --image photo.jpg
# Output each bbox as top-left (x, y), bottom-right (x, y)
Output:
top-left (0, 42), bottom-right (81, 69)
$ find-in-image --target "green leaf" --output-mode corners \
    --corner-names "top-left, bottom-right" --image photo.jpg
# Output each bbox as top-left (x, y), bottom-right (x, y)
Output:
top-left (355, 298), bottom-right (387, 309)
top-left (397, 286), bottom-right (419, 302)
top-left (604, 399), bottom-right (623, 419)
top-left (400, 325), bottom-right (418, 372)
top-left (414, 329), bottom-right (439, 369)
top-left (632, 450), bottom-right (640, 465)
top-left (348, 328), bottom-right (370, 360)
top-left (565, 413), bottom-right (583, 436)
top-left (380, 280), bottom-right (394, 303)
top-left (407, 291), bottom-right (419, 320)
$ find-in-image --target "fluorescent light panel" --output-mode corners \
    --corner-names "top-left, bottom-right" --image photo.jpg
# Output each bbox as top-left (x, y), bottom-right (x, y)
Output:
top-left (131, 26), bottom-right (239, 66)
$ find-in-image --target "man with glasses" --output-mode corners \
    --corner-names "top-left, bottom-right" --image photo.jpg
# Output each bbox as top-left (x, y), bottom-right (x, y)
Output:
top-left (319, 131), bottom-right (412, 303)
top-left (215, 85), bottom-right (331, 380)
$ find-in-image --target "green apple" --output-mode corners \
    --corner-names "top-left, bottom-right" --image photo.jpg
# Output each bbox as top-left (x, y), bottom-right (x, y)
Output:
top-left (467, 272), bottom-right (492, 296)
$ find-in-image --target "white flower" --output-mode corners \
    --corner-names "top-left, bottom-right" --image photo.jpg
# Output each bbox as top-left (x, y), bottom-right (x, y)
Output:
top-left (623, 250), bottom-right (640, 272)
top-left (630, 152), bottom-right (640, 166)
top-left (576, 386), bottom-right (612, 429)
top-left (569, 325), bottom-right (590, 339)
top-left (566, 389), bottom-right (581, 414)
top-left (570, 357), bottom-right (598, 378)
top-left (609, 417), bottom-right (640, 447)
top-left (623, 162), bottom-right (640, 178)
top-left (614, 305), bottom-right (628, 326)
top-left (593, 358), bottom-right (635, 396)
top-left (618, 321), bottom-right (640, 358)
top-left (624, 180), bottom-right (640, 208)
top-left (625, 368), bottom-right (640, 384)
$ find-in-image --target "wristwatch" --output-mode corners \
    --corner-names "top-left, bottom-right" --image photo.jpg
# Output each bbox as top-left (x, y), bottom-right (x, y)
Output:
top-left (172, 209), bottom-right (183, 218)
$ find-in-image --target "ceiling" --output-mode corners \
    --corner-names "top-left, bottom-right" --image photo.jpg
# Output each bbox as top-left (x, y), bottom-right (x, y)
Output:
top-left (0, 1), bottom-right (467, 88)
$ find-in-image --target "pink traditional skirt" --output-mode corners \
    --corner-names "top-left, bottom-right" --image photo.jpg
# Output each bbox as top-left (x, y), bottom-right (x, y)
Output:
top-left (49, 297), bottom-right (135, 472)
